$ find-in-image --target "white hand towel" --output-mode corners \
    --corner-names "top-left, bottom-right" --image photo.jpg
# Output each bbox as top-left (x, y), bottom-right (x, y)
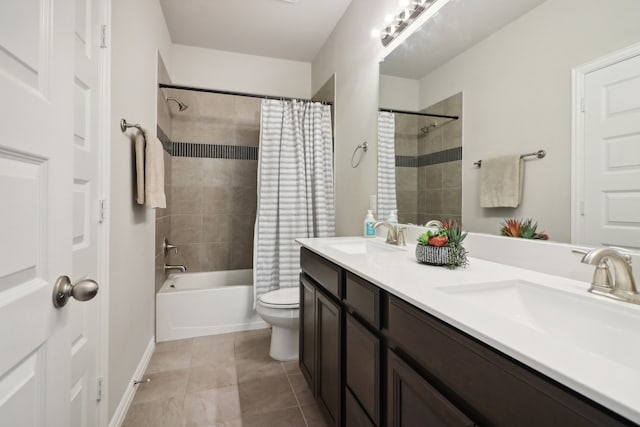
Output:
top-left (134, 130), bottom-right (146, 205)
top-left (479, 154), bottom-right (523, 208)
top-left (142, 129), bottom-right (167, 209)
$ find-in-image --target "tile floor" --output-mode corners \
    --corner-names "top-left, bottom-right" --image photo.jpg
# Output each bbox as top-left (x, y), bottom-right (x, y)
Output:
top-left (122, 328), bottom-right (332, 426)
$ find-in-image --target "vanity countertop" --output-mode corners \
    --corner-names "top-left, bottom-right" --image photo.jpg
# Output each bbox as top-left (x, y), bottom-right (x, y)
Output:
top-left (296, 236), bottom-right (640, 425)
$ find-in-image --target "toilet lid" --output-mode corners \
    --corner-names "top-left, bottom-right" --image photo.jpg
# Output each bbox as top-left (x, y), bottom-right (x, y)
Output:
top-left (259, 287), bottom-right (299, 308)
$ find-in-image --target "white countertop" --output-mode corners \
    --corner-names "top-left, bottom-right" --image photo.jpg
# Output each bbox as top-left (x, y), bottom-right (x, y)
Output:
top-left (296, 236), bottom-right (640, 424)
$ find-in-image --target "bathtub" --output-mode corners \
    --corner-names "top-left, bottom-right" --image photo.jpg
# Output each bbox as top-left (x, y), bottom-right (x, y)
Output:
top-left (156, 269), bottom-right (268, 342)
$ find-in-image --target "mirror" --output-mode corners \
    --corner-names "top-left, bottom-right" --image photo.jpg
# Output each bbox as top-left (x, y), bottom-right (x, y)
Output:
top-left (378, 0), bottom-right (640, 246)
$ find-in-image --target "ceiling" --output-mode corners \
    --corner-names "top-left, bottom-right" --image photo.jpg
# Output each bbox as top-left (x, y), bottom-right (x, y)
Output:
top-left (159, 0), bottom-right (353, 62)
top-left (380, 0), bottom-right (547, 79)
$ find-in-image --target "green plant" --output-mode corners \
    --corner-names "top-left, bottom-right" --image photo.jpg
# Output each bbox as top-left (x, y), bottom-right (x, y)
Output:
top-left (500, 218), bottom-right (548, 240)
top-left (416, 220), bottom-right (468, 268)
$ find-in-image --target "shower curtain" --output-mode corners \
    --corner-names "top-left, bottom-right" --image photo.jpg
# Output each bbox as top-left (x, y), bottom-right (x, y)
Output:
top-left (253, 99), bottom-right (335, 302)
top-left (377, 111), bottom-right (397, 221)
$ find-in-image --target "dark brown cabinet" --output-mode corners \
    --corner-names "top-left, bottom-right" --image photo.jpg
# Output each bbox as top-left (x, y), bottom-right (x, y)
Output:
top-left (299, 248), bottom-right (343, 426)
top-left (346, 314), bottom-right (380, 426)
top-left (317, 291), bottom-right (342, 425)
top-left (299, 274), bottom-right (316, 389)
top-left (299, 248), bottom-right (636, 427)
top-left (387, 349), bottom-right (474, 427)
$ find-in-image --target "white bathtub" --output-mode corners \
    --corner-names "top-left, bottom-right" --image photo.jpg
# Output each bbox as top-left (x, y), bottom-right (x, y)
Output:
top-left (156, 269), bottom-right (268, 342)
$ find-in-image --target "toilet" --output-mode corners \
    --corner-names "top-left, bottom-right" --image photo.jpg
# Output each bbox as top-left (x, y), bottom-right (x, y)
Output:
top-left (256, 287), bottom-right (300, 361)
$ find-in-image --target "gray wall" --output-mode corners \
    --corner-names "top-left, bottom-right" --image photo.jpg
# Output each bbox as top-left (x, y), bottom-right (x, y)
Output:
top-left (311, 0), bottom-right (398, 236)
top-left (155, 54), bottom-right (173, 293)
top-left (109, 0), bottom-right (172, 419)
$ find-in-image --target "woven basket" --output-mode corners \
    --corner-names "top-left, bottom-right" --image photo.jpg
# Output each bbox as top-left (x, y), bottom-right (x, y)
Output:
top-left (415, 245), bottom-right (455, 266)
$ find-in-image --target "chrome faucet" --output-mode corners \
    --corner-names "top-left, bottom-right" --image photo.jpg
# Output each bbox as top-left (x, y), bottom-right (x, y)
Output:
top-left (164, 264), bottom-right (187, 273)
top-left (373, 221), bottom-right (407, 246)
top-left (580, 247), bottom-right (639, 304)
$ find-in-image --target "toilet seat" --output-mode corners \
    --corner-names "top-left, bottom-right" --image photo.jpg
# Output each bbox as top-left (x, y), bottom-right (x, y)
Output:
top-left (258, 287), bottom-right (299, 309)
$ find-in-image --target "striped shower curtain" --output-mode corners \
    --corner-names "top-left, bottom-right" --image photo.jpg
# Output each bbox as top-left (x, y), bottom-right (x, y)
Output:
top-left (253, 99), bottom-right (335, 302)
top-left (377, 111), bottom-right (397, 221)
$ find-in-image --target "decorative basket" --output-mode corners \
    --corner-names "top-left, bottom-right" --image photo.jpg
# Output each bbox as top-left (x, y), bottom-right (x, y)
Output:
top-left (415, 245), bottom-right (455, 266)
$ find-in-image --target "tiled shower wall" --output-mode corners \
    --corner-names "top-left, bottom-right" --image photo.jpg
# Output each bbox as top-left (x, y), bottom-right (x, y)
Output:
top-left (395, 93), bottom-right (462, 225)
top-left (166, 91), bottom-right (260, 273)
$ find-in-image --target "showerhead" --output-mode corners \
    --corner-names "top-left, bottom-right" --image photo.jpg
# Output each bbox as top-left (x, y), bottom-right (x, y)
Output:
top-left (420, 122), bottom-right (437, 133)
top-left (166, 97), bottom-right (189, 111)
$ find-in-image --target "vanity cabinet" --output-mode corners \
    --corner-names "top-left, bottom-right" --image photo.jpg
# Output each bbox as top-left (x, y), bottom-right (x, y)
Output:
top-left (346, 313), bottom-right (380, 425)
top-left (316, 290), bottom-right (343, 425)
top-left (387, 349), bottom-right (474, 427)
top-left (387, 296), bottom-right (632, 427)
top-left (299, 275), bottom-right (316, 388)
top-left (299, 247), bottom-right (636, 427)
top-left (300, 248), bottom-right (343, 426)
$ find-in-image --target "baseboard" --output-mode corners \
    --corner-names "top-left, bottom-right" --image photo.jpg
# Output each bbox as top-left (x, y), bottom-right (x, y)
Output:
top-left (108, 336), bottom-right (155, 427)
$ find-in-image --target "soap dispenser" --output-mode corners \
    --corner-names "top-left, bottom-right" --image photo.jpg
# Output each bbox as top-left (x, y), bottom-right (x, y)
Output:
top-left (388, 209), bottom-right (399, 224)
top-left (363, 210), bottom-right (376, 238)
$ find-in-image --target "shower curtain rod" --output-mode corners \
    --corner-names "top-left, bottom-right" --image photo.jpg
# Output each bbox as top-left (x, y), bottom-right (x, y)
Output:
top-left (379, 108), bottom-right (458, 120)
top-left (158, 83), bottom-right (333, 105)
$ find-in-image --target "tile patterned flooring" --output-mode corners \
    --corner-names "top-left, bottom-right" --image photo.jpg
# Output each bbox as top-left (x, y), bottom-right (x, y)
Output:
top-left (122, 328), bottom-right (332, 426)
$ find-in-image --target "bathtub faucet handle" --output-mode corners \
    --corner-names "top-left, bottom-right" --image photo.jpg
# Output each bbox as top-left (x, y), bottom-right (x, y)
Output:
top-left (163, 237), bottom-right (178, 256)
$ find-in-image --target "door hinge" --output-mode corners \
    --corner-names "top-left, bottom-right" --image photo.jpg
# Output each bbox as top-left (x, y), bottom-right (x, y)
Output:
top-left (98, 199), bottom-right (107, 224)
top-left (580, 97), bottom-right (585, 113)
top-left (96, 377), bottom-right (103, 402)
top-left (100, 25), bottom-right (108, 49)
top-left (579, 201), bottom-right (585, 216)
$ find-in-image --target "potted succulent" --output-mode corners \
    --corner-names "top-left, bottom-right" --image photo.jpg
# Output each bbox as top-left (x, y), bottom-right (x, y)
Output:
top-left (500, 218), bottom-right (549, 240)
top-left (415, 220), bottom-right (468, 269)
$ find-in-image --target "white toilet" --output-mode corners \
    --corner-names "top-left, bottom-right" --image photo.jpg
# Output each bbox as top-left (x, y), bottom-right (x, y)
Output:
top-left (256, 287), bottom-right (300, 361)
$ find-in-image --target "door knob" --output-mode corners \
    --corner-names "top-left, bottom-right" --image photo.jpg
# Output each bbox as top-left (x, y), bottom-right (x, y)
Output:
top-left (52, 275), bottom-right (99, 308)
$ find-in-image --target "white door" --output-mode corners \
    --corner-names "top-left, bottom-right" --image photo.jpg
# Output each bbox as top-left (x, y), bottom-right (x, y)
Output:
top-left (582, 53), bottom-right (640, 249)
top-left (0, 1), bottom-right (97, 427)
top-left (71, 0), bottom-right (104, 424)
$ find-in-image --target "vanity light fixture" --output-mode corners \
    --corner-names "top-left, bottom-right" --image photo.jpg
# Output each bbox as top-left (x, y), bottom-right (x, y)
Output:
top-left (379, 0), bottom-right (435, 46)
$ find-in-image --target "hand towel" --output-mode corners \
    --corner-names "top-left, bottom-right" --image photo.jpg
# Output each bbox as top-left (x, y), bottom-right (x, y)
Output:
top-left (134, 130), bottom-right (146, 205)
top-left (142, 129), bottom-right (167, 209)
top-left (479, 154), bottom-right (523, 208)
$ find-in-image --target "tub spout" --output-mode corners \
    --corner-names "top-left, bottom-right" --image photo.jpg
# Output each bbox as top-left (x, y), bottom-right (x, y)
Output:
top-left (164, 264), bottom-right (186, 273)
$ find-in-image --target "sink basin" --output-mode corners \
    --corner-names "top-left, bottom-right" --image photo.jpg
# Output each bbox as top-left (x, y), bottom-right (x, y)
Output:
top-left (439, 280), bottom-right (640, 369)
top-left (327, 239), bottom-right (405, 255)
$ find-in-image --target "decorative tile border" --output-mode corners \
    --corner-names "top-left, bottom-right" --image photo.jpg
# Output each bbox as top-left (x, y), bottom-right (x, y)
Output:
top-left (396, 146), bottom-right (462, 168)
top-left (172, 142), bottom-right (258, 160)
top-left (396, 155), bottom-right (417, 167)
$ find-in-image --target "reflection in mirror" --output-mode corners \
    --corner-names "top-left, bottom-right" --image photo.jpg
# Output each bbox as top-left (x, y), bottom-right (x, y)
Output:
top-left (381, 94), bottom-right (462, 225)
top-left (378, 0), bottom-right (640, 247)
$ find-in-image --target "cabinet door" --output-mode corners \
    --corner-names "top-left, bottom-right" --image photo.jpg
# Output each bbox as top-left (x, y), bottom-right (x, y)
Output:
top-left (387, 350), bottom-right (475, 427)
top-left (317, 290), bottom-right (343, 426)
top-left (346, 314), bottom-right (380, 425)
top-left (300, 274), bottom-right (316, 390)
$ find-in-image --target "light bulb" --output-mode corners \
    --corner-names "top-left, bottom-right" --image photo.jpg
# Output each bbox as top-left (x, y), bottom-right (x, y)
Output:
top-left (371, 28), bottom-right (381, 38)
top-left (398, 0), bottom-right (409, 8)
top-left (384, 14), bottom-right (393, 24)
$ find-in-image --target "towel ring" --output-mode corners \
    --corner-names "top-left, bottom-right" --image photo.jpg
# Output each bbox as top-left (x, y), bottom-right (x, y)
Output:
top-left (351, 141), bottom-right (368, 168)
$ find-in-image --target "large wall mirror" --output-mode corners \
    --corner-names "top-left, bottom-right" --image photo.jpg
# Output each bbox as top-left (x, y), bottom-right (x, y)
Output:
top-left (378, 0), bottom-right (640, 248)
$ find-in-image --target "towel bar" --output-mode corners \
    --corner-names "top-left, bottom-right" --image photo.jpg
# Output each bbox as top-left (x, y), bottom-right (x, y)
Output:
top-left (474, 149), bottom-right (545, 167)
top-left (120, 118), bottom-right (142, 133)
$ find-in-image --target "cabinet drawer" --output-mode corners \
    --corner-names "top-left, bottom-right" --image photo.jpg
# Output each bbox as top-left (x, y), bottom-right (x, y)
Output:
top-left (387, 296), bottom-right (631, 427)
top-left (301, 247), bottom-right (341, 298)
top-left (346, 314), bottom-right (380, 425)
top-left (345, 272), bottom-right (380, 328)
top-left (388, 349), bottom-right (474, 427)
